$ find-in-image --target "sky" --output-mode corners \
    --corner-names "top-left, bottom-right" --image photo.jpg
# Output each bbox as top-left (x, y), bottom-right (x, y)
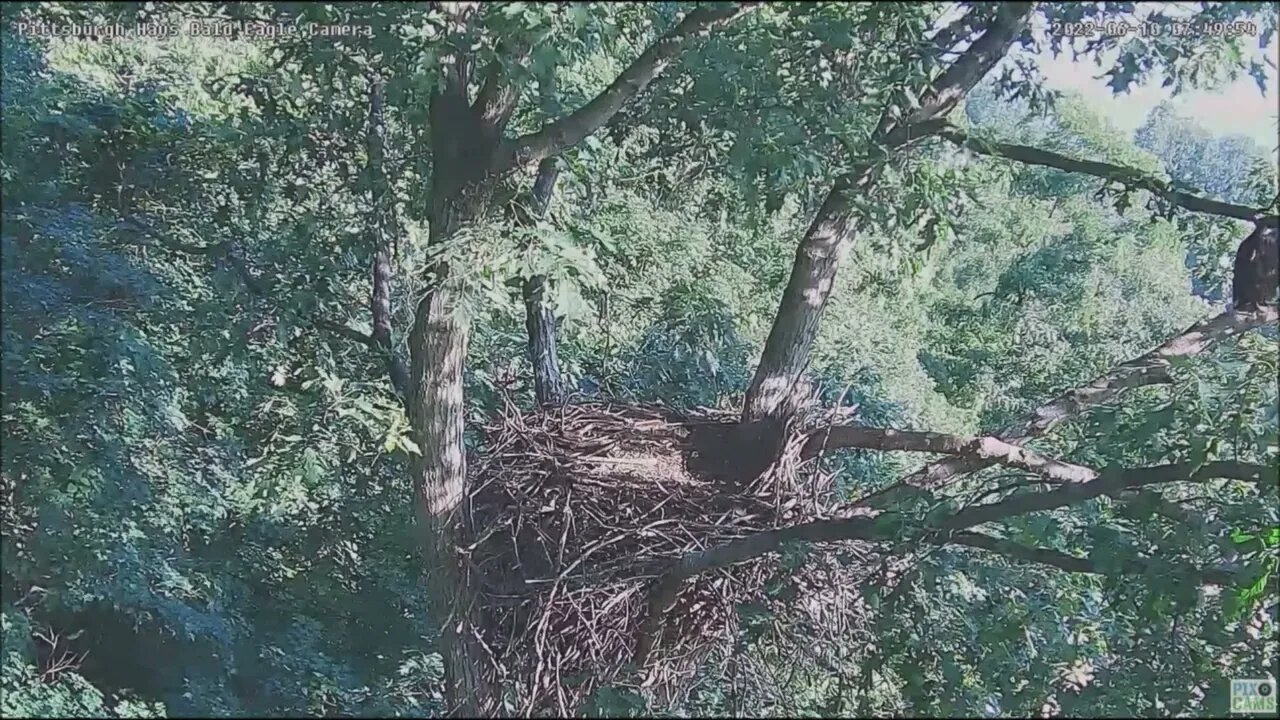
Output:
top-left (932, 3), bottom-right (1280, 152)
top-left (1028, 5), bottom-right (1280, 153)
top-left (1033, 39), bottom-right (1279, 152)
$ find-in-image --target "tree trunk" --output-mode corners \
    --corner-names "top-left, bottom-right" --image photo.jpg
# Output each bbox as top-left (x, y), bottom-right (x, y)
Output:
top-left (366, 75), bottom-right (409, 397)
top-left (399, 7), bottom-right (759, 710)
top-left (410, 74), bottom-right (500, 713)
top-left (523, 276), bottom-right (563, 407)
top-left (521, 157), bottom-right (565, 407)
top-left (740, 3), bottom-right (1032, 425)
top-left (741, 164), bottom-right (877, 423)
top-left (407, 216), bottom-right (508, 714)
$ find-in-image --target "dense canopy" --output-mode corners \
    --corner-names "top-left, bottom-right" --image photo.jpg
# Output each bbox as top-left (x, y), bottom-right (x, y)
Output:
top-left (1, 1), bottom-right (1278, 718)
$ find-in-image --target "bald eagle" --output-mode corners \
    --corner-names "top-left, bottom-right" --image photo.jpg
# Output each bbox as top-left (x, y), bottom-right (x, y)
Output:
top-left (1232, 217), bottom-right (1279, 313)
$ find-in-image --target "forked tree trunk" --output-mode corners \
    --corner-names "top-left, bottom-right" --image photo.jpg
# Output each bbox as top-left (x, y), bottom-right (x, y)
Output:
top-left (521, 157), bottom-right (565, 407)
top-left (410, 73), bottom-right (501, 715)
top-left (740, 2), bottom-right (1033, 425)
top-left (400, 7), bottom-right (759, 711)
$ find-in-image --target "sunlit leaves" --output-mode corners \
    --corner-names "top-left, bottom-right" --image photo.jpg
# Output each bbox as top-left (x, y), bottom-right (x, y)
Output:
top-left (4, 2), bottom-right (1278, 716)
top-left (1035, 3), bottom-right (1267, 97)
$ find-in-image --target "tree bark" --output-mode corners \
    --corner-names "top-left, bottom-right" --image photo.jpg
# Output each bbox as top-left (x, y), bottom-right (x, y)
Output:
top-left (366, 75), bottom-right (410, 397)
top-left (634, 460), bottom-right (1270, 665)
top-left (740, 168), bottom-right (870, 423)
top-left (937, 126), bottom-right (1272, 222)
top-left (397, 6), bottom-right (758, 709)
top-left (408, 240), bottom-right (490, 716)
top-left (741, 2), bottom-right (1033, 424)
top-left (521, 157), bottom-right (565, 407)
top-left (901, 307), bottom-right (1280, 491)
top-left (523, 275), bottom-right (563, 406)
top-left (409, 57), bottom-right (499, 714)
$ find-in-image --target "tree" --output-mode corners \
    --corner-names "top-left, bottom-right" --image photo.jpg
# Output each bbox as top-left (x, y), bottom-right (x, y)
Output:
top-left (1135, 102), bottom-right (1277, 208)
top-left (3, 1), bottom-right (1278, 715)
top-left (634, 0), bottom-right (1274, 691)
top-left (630, 0), bottom-right (1280, 705)
top-left (741, 0), bottom-right (1276, 430)
top-left (517, 158), bottom-right (567, 407)
top-left (390, 4), bottom-right (759, 711)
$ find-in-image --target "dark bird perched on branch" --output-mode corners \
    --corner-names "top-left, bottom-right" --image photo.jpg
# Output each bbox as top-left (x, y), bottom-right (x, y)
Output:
top-left (1232, 216), bottom-right (1279, 312)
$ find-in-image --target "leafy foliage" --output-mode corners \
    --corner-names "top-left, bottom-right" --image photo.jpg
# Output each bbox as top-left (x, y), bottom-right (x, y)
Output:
top-left (2, 1), bottom-right (1277, 717)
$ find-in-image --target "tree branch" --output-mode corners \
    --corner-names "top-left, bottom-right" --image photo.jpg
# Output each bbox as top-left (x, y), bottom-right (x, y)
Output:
top-left (940, 461), bottom-right (1274, 531)
top-left (938, 125), bottom-right (1272, 222)
top-left (740, 4), bottom-right (1031, 423)
top-left (313, 317), bottom-right (378, 346)
top-left (520, 157), bottom-right (567, 407)
top-left (926, 7), bottom-right (978, 59)
top-left (634, 461), bottom-right (1272, 665)
top-left (366, 75), bottom-right (410, 398)
top-left (875, 2), bottom-right (1034, 148)
top-left (472, 39), bottom-right (533, 136)
top-left (224, 246), bottom-right (386, 353)
top-left (801, 425), bottom-right (1098, 484)
top-left (948, 531), bottom-right (1239, 586)
top-left (634, 514), bottom-right (883, 666)
top-left (1131, 491), bottom-right (1241, 565)
top-left (122, 221), bottom-right (395, 373)
top-left (902, 308), bottom-right (1280, 491)
top-left (906, 3), bottom-right (1033, 127)
top-left (495, 3), bottom-right (758, 171)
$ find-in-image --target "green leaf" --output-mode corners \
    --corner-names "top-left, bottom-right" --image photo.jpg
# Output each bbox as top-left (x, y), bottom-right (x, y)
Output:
top-left (567, 4), bottom-right (590, 30)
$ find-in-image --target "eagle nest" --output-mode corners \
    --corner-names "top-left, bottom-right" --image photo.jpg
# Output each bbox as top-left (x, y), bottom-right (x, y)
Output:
top-left (465, 400), bottom-right (890, 715)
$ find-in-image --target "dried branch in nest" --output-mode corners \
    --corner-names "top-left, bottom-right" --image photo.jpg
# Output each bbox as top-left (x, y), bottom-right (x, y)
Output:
top-left (462, 400), bottom-right (875, 715)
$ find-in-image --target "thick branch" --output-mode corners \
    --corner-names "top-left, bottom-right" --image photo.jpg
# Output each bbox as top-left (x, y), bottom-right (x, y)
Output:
top-left (948, 531), bottom-right (1239, 586)
top-left (472, 39), bottom-right (533, 136)
top-left (802, 425), bottom-right (1098, 484)
top-left (634, 460), bottom-right (1270, 664)
top-left (633, 515), bottom-right (882, 665)
top-left (739, 3), bottom-right (1031, 423)
top-left (497, 3), bottom-right (758, 171)
top-left (938, 126), bottom-right (1271, 222)
top-left (905, 3), bottom-right (1033, 128)
top-left (876, 3), bottom-right (1034, 148)
top-left (940, 461), bottom-right (1274, 530)
top-left (521, 157), bottom-right (566, 407)
top-left (903, 308), bottom-right (1280, 491)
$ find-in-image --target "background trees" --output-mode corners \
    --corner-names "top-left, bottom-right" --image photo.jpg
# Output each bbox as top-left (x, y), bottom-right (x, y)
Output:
top-left (2, 1), bottom-right (1277, 717)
